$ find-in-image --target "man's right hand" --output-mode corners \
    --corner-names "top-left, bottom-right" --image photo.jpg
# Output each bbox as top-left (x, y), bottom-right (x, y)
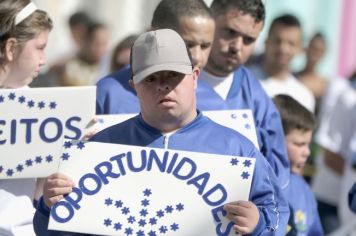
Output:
top-left (43, 172), bottom-right (75, 207)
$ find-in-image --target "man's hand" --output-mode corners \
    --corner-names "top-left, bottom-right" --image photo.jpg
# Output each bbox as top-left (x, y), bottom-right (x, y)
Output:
top-left (224, 200), bottom-right (260, 235)
top-left (43, 173), bottom-right (75, 207)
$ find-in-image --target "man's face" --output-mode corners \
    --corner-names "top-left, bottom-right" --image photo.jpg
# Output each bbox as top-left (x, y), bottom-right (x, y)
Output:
top-left (133, 69), bottom-right (199, 128)
top-left (178, 16), bottom-right (215, 69)
top-left (306, 36), bottom-right (326, 66)
top-left (207, 8), bottom-right (263, 76)
top-left (265, 24), bottom-right (302, 69)
top-left (286, 129), bottom-right (312, 175)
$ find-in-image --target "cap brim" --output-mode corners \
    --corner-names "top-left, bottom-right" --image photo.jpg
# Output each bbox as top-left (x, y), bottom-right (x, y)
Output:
top-left (133, 63), bottom-right (192, 84)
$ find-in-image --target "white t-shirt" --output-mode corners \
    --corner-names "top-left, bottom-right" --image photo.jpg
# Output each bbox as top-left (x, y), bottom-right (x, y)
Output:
top-left (312, 79), bottom-right (349, 205)
top-left (199, 70), bottom-right (234, 100)
top-left (260, 74), bottom-right (316, 112)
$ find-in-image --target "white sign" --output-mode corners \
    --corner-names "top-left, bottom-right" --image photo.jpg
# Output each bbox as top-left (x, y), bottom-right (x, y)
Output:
top-left (49, 141), bottom-right (256, 235)
top-left (93, 110), bottom-right (259, 148)
top-left (0, 87), bottom-right (96, 179)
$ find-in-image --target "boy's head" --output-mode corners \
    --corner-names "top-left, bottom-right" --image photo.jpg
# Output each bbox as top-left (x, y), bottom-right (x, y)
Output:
top-left (273, 94), bottom-right (315, 174)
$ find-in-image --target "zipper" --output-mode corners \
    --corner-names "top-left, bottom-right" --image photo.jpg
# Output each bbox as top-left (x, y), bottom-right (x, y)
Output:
top-left (163, 134), bottom-right (171, 149)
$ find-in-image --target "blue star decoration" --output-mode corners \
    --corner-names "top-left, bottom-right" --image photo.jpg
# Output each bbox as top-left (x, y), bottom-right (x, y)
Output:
top-left (114, 222), bottom-right (122, 231)
top-left (101, 189), bottom-right (185, 234)
top-left (241, 171), bottom-right (250, 180)
top-left (0, 154), bottom-right (56, 178)
top-left (38, 101), bottom-right (45, 109)
top-left (63, 141), bottom-right (73, 149)
top-left (18, 96), bottom-right (26, 103)
top-left (230, 158), bottom-right (239, 166)
top-left (141, 199), bottom-right (150, 207)
top-left (138, 219), bottom-right (146, 227)
top-left (6, 169), bottom-right (14, 177)
top-left (105, 198), bottom-right (113, 206)
top-left (0, 95), bottom-right (4, 103)
top-left (16, 164), bottom-right (24, 172)
top-left (46, 155), bottom-right (53, 163)
top-left (35, 156), bottom-right (42, 164)
top-left (115, 200), bottom-right (123, 208)
top-left (25, 159), bottom-right (33, 167)
top-left (8, 92), bottom-right (16, 100)
top-left (49, 101), bottom-right (57, 109)
top-left (104, 218), bottom-right (112, 227)
top-left (143, 188), bottom-right (152, 197)
top-left (243, 159), bottom-right (252, 168)
top-left (76, 141), bottom-right (85, 150)
top-left (61, 153), bottom-right (70, 161)
top-left (27, 100), bottom-right (35, 108)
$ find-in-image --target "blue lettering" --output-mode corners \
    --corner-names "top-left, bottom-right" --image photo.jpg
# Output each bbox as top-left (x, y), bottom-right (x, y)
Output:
top-left (0, 120), bottom-right (5, 144)
top-left (166, 152), bottom-right (178, 174)
top-left (94, 161), bottom-right (120, 184)
top-left (79, 173), bottom-right (102, 195)
top-left (64, 187), bottom-right (83, 210)
top-left (147, 149), bottom-right (168, 172)
top-left (187, 172), bottom-right (210, 195)
top-left (203, 184), bottom-right (227, 206)
top-left (110, 153), bottom-right (127, 176)
top-left (173, 157), bottom-right (196, 180)
top-left (127, 150), bottom-right (147, 172)
top-left (20, 118), bottom-right (38, 144)
top-left (10, 119), bottom-right (16, 144)
top-left (39, 117), bottom-right (62, 143)
top-left (211, 206), bottom-right (234, 236)
top-left (51, 201), bottom-right (75, 223)
top-left (64, 116), bottom-right (81, 139)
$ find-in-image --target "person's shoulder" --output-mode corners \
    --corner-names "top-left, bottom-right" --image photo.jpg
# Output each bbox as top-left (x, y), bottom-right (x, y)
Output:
top-left (90, 115), bottom-right (138, 141)
top-left (97, 67), bottom-right (132, 91)
top-left (202, 116), bottom-right (256, 148)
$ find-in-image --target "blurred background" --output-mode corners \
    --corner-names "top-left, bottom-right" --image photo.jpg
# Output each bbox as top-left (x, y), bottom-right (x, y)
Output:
top-left (33, 0), bottom-right (356, 79)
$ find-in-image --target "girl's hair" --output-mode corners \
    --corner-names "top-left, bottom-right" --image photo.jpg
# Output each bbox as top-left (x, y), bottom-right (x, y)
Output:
top-left (0, 0), bottom-right (53, 68)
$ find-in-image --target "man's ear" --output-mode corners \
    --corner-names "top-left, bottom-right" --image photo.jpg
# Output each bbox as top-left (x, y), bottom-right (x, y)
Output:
top-left (192, 67), bottom-right (200, 89)
top-left (5, 38), bottom-right (17, 61)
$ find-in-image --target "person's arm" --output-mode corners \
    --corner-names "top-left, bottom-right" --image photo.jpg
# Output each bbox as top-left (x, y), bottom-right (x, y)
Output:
top-left (33, 173), bottom-right (79, 236)
top-left (323, 148), bottom-right (345, 175)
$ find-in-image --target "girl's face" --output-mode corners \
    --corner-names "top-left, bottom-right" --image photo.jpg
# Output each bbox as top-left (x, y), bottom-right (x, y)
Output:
top-left (5, 30), bottom-right (49, 88)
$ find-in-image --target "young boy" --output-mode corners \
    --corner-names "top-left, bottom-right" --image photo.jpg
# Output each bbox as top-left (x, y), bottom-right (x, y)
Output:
top-left (273, 95), bottom-right (323, 235)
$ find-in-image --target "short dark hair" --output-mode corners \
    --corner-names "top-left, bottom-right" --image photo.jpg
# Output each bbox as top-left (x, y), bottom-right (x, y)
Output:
top-left (151, 0), bottom-right (212, 31)
top-left (273, 94), bottom-right (315, 135)
top-left (210, 0), bottom-right (265, 23)
top-left (68, 11), bottom-right (91, 28)
top-left (268, 14), bottom-right (301, 36)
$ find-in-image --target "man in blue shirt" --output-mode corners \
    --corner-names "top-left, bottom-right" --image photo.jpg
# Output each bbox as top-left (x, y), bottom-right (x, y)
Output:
top-left (34, 29), bottom-right (288, 236)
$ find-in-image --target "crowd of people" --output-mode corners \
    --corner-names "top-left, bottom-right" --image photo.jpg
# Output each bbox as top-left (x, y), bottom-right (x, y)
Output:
top-left (1, 0), bottom-right (356, 235)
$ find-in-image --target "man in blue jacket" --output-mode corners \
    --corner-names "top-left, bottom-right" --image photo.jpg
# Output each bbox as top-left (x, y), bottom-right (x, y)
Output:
top-left (96, 0), bottom-right (289, 193)
top-left (34, 29), bottom-right (288, 236)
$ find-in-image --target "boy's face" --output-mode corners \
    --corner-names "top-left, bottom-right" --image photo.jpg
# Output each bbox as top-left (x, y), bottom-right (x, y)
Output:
top-left (285, 129), bottom-right (312, 174)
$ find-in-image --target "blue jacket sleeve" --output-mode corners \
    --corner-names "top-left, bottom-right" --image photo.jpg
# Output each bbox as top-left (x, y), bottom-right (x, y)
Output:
top-left (248, 148), bottom-right (290, 236)
top-left (33, 197), bottom-right (87, 236)
top-left (243, 67), bottom-right (290, 190)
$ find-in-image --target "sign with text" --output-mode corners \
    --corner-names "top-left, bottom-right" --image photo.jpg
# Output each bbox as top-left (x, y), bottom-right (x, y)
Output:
top-left (92, 110), bottom-right (259, 148)
top-left (0, 87), bottom-right (96, 179)
top-left (49, 141), bottom-right (256, 235)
